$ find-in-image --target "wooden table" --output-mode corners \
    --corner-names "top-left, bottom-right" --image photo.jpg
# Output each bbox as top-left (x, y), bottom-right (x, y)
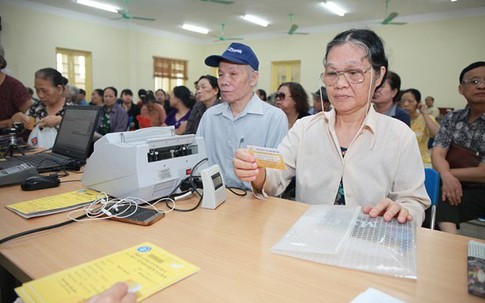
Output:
top-left (0, 174), bottom-right (482, 302)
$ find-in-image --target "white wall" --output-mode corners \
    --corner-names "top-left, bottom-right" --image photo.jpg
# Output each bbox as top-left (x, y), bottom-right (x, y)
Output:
top-left (1, 1), bottom-right (484, 109)
top-left (0, 2), bottom-right (207, 93)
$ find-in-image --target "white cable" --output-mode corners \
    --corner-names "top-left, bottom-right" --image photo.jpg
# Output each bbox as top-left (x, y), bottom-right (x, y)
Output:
top-left (66, 192), bottom-right (177, 222)
top-left (174, 191), bottom-right (194, 201)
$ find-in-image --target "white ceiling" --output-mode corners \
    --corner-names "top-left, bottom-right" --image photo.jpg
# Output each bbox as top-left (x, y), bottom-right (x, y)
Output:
top-left (13, 0), bottom-right (485, 42)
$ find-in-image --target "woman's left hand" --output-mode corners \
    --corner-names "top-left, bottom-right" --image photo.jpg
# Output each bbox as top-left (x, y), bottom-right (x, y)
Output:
top-left (362, 198), bottom-right (413, 223)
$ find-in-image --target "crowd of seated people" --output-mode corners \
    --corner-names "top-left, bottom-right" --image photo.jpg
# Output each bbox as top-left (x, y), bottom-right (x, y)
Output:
top-left (1, 35), bottom-right (482, 238)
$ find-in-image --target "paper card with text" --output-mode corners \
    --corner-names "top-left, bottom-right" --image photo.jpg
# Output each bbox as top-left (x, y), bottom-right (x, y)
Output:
top-left (247, 145), bottom-right (286, 170)
top-left (6, 189), bottom-right (99, 219)
top-left (15, 242), bottom-right (200, 303)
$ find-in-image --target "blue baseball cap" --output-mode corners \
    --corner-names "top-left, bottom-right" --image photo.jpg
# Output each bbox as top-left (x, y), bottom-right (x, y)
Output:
top-left (205, 42), bottom-right (259, 71)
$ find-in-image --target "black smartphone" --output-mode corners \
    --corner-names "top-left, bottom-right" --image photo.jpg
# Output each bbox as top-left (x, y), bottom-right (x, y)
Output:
top-left (108, 204), bottom-right (165, 226)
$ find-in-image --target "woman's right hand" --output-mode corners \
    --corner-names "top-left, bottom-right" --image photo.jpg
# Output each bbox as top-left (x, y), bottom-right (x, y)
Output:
top-left (233, 149), bottom-right (259, 182)
top-left (440, 172), bottom-right (463, 205)
top-left (233, 149), bottom-right (266, 191)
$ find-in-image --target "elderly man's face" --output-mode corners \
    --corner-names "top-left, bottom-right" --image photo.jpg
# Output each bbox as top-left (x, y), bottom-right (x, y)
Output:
top-left (217, 61), bottom-right (258, 104)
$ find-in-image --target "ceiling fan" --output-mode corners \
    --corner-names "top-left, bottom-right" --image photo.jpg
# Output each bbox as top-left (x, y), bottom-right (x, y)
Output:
top-left (113, 0), bottom-right (155, 21)
top-left (212, 24), bottom-right (243, 41)
top-left (199, 0), bottom-right (234, 4)
top-left (288, 14), bottom-right (308, 35)
top-left (381, 0), bottom-right (407, 25)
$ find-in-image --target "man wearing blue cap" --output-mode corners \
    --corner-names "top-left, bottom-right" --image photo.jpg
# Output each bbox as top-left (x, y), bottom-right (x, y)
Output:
top-left (196, 42), bottom-right (288, 189)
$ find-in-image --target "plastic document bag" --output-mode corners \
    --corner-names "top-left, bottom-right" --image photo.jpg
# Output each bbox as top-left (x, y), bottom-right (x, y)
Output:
top-left (272, 205), bottom-right (417, 279)
top-left (28, 125), bottom-right (57, 149)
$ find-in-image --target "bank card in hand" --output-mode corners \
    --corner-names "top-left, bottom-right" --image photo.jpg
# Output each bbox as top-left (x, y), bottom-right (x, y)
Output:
top-left (247, 145), bottom-right (285, 170)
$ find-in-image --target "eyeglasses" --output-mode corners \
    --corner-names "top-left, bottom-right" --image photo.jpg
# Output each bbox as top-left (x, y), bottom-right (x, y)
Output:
top-left (462, 78), bottom-right (485, 87)
top-left (320, 67), bottom-right (372, 86)
top-left (275, 92), bottom-right (290, 100)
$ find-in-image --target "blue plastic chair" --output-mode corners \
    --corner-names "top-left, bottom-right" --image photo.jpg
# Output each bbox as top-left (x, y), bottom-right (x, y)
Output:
top-left (424, 168), bottom-right (440, 230)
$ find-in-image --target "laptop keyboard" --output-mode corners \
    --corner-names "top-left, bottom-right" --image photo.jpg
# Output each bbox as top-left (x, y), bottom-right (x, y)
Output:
top-left (0, 153), bottom-right (72, 173)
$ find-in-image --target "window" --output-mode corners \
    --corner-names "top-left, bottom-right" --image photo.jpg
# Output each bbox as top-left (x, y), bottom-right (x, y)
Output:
top-left (271, 60), bottom-right (301, 92)
top-left (56, 48), bottom-right (92, 94)
top-left (153, 57), bottom-right (188, 92)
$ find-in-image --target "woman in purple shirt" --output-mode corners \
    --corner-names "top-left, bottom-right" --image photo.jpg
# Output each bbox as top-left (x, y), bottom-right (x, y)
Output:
top-left (164, 85), bottom-right (194, 135)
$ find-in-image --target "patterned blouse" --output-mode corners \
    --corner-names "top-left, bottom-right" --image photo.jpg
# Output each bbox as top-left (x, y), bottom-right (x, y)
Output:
top-left (28, 100), bottom-right (67, 122)
top-left (434, 108), bottom-right (485, 163)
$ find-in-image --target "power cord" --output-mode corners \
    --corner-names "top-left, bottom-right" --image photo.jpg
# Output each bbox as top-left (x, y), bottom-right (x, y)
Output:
top-left (0, 213), bottom-right (86, 245)
top-left (60, 179), bottom-right (82, 184)
top-left (163, 158), bottom-right (248, 210)
top-left (164, 158), bottom-right (207, 212)
top-left (227, 187), bottom-right (248, 197)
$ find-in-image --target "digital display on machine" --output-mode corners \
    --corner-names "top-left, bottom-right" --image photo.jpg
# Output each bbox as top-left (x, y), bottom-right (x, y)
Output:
top-left (211, 172), bottom-right (223, 190)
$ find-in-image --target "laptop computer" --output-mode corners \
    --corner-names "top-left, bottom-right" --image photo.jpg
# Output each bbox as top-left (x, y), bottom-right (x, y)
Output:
top-left (0, 106), bottom-right (101, 173)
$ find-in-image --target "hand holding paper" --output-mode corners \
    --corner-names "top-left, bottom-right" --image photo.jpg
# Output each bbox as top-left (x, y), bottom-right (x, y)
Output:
top-left (247, 145), bottom-right (286, 170)
top-left (234, 145), bottom-right (285, 192)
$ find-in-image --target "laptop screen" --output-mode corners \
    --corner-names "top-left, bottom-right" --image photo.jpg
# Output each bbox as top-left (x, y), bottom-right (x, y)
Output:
top-left (52, 106), bottom-right (100, 160)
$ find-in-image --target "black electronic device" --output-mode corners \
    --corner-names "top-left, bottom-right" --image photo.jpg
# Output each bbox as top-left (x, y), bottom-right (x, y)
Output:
top-left (0, 106), bottom-right (101, 173)
top-left (21, 175), bottom-right (60, 191)
top-left (1, 122), bottom-right (26, 158)
top-left (0, 163), bottom-right (39, 186)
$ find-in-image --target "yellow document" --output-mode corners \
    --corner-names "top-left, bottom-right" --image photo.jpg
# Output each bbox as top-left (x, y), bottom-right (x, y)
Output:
top-left (15, 242), bottom-right (200, 303)
top-left (6, 189), bottom-right (99, 218)
top-left (247, 145), bottom-right (286, 170)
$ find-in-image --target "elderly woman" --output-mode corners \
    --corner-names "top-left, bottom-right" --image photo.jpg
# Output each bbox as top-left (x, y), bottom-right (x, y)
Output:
top-left (275, 82), bottom-right (310, 129)
top-left (96, 86), bottom-right (128, 136)
top-left (14, 68), bottom-right (67, 130)
top-left (399, 88), bottom-right (439, 166)
top-left (12, 68), bottom-right (68, 148)
top-left (233, 29), bottom-right (430, 224)
top-left (90, 88), bottom-right (104, 106)
top-left (185, 75), bottom-right (220, 134)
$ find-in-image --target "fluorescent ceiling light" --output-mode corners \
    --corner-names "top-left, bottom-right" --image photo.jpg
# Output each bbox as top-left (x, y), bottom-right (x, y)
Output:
top-left (242, 15), bottom-right (269, 27)
top-left (181, 24), bottom-right (209, 35)
top-left (75, 0), bottom-right (119, 13)
top-left (321, 1), bottom-right (346, 17)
